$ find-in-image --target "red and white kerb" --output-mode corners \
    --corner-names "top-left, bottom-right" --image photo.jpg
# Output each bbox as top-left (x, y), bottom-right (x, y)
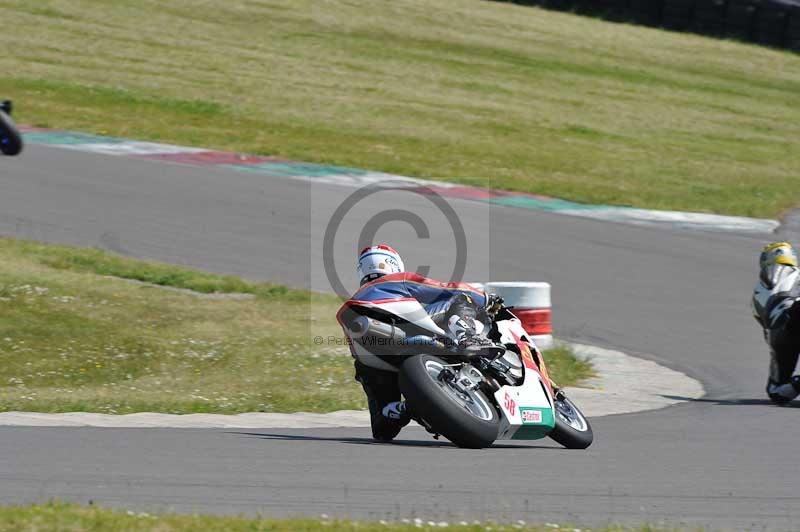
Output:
top-left (485, 282), bottom-right (553, 348)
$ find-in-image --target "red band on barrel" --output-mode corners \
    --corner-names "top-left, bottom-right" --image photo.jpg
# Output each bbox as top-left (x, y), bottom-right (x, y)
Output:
top-left (514, 308), bottom-right (552, 336)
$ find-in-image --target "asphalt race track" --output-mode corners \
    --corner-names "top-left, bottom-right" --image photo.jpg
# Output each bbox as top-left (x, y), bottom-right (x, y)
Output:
top-left (1, 144), bottom-right (798, 529)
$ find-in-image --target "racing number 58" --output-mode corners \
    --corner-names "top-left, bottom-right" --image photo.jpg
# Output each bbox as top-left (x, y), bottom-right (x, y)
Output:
top-left (504, 392), bottom-right (516, 416)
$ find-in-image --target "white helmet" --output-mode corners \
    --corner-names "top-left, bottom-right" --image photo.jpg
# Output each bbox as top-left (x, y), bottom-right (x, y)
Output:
top-left (357, 244), bottom-right (405, 285)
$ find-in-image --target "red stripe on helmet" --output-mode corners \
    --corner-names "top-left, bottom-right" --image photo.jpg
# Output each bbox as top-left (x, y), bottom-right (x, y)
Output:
top-left (359, 244), bottom-right (399, 257)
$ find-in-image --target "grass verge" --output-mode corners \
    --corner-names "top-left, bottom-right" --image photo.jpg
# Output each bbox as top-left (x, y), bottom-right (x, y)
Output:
top-left (1, 1), bottom-right (799, 217)
top-left (0, 238), bottom-right (592, 414)
top-left (541, 344), bottom-right (593, 388)
top-left (0, 502), bottom-right (672, 532)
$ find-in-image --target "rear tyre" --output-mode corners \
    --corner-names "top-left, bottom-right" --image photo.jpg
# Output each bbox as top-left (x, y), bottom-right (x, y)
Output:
top-left (0, 110), bottom-right (23, 156)
top-left (399, 354), bottom-right (499, 449)
top-left (549, 394), bottom-right (593, 449)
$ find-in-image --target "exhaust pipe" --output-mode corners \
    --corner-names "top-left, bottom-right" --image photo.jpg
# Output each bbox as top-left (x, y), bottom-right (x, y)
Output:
top-left (347, 316), bottom-right (407, 343)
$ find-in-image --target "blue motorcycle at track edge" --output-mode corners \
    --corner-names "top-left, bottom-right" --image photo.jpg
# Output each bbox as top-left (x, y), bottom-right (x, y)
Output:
top-left (0, 100), bottom-right (23, 156)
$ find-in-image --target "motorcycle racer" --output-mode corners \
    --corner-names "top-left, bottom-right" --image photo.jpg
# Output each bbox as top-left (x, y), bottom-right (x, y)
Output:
top-left (338, 244), bottom-right (497, 442)
top-left (0, 100), bottom-right (23, 156)
top-left (752, 242), bottom-right (800, 404)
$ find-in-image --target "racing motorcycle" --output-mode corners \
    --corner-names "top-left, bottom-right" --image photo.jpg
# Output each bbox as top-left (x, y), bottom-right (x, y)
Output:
top-left (340, 295), bottom-right (593, 449)
top-left (0, 100), bottom-right (23, 156)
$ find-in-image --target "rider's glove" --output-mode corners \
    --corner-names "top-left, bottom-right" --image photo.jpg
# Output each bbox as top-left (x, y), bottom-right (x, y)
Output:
top-left (485, 293), bottom-right (504, 317)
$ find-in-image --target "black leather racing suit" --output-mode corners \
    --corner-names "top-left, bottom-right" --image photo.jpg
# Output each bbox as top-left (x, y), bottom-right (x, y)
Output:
top-left (752, 263), bottom-right (800, 403)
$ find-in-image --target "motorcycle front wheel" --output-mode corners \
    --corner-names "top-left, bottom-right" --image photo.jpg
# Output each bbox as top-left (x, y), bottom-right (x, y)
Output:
top-left (399, 354), bottom-right (499, 449)
top-left (0, 110), bottom-right (23, 156)
top-left (549, 394), bottom-right (593, 449)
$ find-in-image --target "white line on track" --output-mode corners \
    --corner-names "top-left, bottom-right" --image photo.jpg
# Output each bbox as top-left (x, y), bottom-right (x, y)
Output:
top-left (0, 342), bottom-right (702, 428)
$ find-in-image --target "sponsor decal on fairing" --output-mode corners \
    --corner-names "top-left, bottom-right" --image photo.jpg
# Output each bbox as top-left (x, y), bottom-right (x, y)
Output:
top-left (520, 408), bottom-right (543, 424)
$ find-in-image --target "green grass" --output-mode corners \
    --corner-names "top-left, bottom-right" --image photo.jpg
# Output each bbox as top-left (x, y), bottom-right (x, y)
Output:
top-left (0, 502), bottom-right (678, 532)
top-left (13, 238), bottom-right (304, 300)
top-left (0, 238), bottom-right (355, 414)
top-left (0, 1), bottom-right (799, 217)
top-left (540, 344), bottom-right (593, 388)
top-left (0, 238), bottom-right (591, 414)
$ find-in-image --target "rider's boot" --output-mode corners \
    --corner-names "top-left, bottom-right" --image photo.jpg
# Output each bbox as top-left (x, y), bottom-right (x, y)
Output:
top-left (767, 375), bottom-right (800, 405)
top-left (354, 361), bottom-right (410, 442)
top-left (366, 395), bottom-right (410, 442)
top-left (443, 293), bottom-right (500, 355)
top-left (448, 316), bottom-right (504, 362)
top-left (381, 401), bottom-right (411, 424)
top-left (447, 314), bottom-right (492, 348)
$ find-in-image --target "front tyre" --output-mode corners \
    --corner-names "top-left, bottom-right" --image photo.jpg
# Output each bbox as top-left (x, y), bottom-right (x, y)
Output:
top-left (549, 394), bottom-right (593, 449)
top-left (399, 354), bottom-right (499, 449)
top-left (0, 110), bottom-right (22, 156)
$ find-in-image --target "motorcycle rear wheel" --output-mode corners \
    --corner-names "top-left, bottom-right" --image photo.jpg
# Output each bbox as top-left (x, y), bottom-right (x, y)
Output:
top-left (549, 394), bottom-right (593, 449)
top-left (0, 110), bottom-right (23, 156)
top-left (399, 354), bottom-right (499, 449)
